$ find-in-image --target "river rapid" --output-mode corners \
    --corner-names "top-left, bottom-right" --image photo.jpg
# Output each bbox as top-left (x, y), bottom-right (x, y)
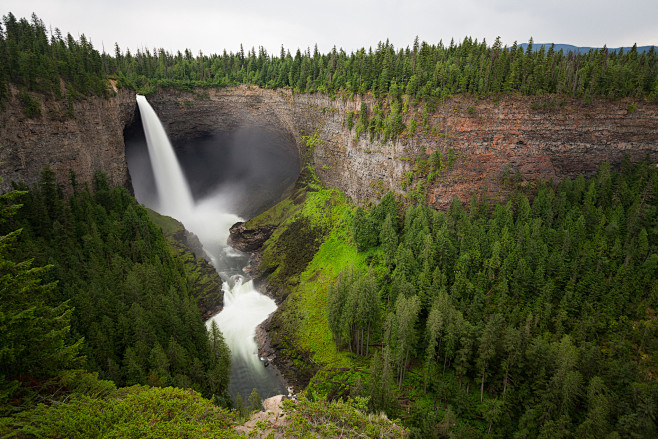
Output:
top-left (133, 94), bottom-right (286, 403)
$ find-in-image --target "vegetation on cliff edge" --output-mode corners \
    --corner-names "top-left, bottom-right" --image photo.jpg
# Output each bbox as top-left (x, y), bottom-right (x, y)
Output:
top-left (2, 13), bottom-right (657, 118)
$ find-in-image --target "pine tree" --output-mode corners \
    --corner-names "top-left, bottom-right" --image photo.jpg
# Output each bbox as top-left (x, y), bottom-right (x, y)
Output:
top-left (0, 184), bottom-right (81, 409)
top-left (248, 387), bottom-right (262, 412)
top-left (234, 392), bottom-right (247, 418)
top-left (380, 213), bottom-right (398, 268)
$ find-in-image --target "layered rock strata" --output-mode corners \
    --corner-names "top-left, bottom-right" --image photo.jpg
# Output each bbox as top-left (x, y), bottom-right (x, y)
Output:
top-left (0, 85), bottom-right (135, 193)
top-left (1, 84), bottom-right (656, 209)
top-left (145, 87), bottom-right (658, 208)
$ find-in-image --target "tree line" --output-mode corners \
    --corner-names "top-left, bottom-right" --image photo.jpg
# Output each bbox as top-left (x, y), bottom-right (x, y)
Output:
top-left (0, 13), bottom-right (109, 106)
top-left (112, 36), bottom-right (658, 102)
top-left (2, 13), bottom-right (657, 113)
top-left (329, 159), bottom-right (658, 437)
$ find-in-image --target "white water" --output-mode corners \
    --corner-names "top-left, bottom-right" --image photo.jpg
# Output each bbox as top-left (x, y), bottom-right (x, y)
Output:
top-left (135, 95), bottom-right (284, 400)
top-left (136, 95), bottom-right (193, 218)
top-left (212, 277), bottom-right (277, 368)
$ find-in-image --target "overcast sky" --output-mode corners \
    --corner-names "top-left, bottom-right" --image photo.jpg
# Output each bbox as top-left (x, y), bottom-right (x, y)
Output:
top-left (3, 0), bottom-right (657, 56)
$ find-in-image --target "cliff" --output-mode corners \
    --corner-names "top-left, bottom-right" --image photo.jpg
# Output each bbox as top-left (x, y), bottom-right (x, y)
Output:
top-left (1, 84), bottom-right (656, 209)
top-left (0, 84), bottom-right (135, 193)
top-left (301, 93), bottom-right (658, 208)
top-left (144, 87), bottom-right (658, 209)
top-left (417, 96), bottom-right (658, 208)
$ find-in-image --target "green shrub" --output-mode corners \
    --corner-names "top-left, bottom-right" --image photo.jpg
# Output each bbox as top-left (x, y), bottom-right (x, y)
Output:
top-left (18, 91), bottom-right (41, 118)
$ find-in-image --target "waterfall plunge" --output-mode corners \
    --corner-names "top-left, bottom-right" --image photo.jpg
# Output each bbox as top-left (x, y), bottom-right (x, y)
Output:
top-left (136, 95), bottom-right (194, 218)
top-left (135, 94), bottom-right (285, 400)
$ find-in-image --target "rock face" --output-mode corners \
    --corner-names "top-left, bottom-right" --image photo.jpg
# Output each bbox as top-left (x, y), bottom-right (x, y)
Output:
top-left (228, 221), bottom-right (275, 252)
top-left (304, 94), bottom-right (658, 208)
top-left (417, 96), bottom-right (658, 209)
top-left (1, 84), bottom-right (656, 210)
top-left (0, 85), bottom-right (136, 193)
top-left (141, 87), bottom-right (658, 209)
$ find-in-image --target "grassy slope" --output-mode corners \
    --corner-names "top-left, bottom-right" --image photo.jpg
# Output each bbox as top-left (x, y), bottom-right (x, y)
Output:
top-left (245, 170), bottom-right (379, 397)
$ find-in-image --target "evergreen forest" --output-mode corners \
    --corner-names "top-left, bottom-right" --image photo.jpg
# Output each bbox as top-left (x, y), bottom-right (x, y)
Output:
top-left (238, 157), bottom-right (658, 437)
top-left (340, 159), bottom-right (658, 437)
top-left (1, 12), bottom-right (657, 109)
top-left (0, 167), bottom-right (232, 410)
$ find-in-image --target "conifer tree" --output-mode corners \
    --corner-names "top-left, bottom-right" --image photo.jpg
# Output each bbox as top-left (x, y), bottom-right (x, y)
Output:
top-left (248, 387), bottom-right (262, 412)
top-left (0, 183), bottom-right (81, 409)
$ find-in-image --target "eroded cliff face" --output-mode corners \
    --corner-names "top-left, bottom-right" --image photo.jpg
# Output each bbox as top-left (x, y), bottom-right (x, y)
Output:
top-left (301, 93), bottom-right (658, 208)
top-left (142, 88), bottom-right (658, 209)
top-left (0, 85), bottom-right (135, 193)
top-left (416, 96), bottom-right (658, 208)
top-left (1, 85), bottom-right (656, 209)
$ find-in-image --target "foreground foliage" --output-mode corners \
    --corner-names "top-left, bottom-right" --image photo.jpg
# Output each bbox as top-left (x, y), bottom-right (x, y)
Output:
top-left (0, 184), bottom-right (82, 413)
top-left (1, 169), bottom-right (231, 409)
top-left (2, 379), bottom-right (406, 439)
top-left (2, 383), bottom-right (238, 438)
top-left (274, 394), bottom-right (406, 438)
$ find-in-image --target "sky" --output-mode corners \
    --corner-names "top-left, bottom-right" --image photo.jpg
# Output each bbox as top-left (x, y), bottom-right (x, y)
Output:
top-left (3, 0), bottom-right (657, 56)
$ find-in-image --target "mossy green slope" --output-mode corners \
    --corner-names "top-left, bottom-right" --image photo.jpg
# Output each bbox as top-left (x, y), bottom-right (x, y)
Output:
top-left (245, 170), bottom-right (373, 396)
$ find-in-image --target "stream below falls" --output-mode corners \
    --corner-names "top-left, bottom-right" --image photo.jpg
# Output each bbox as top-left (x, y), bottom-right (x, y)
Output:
top-left (131, 94), bottom-right (287, 404)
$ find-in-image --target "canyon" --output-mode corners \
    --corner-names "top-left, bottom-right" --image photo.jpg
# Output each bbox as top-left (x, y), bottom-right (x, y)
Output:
top-left (1, 85), bottom-right (656, 207)
top-left (0, 85), bottom-right (135, 193)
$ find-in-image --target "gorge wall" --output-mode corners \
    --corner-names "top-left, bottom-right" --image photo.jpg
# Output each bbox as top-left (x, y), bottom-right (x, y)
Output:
top-left (416, 96), bottom-right (658, 208)
top-left (0, 85), bottom-right (135, 193)
top-left (1, 85), bottom-right (657, 209)
top-left (142, 88), bottom-right (658, 208)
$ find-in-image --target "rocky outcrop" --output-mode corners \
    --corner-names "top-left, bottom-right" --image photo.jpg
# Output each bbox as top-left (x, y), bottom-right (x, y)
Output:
top-left (228, 221), bottom-right (276, 252)
top-left (0, 85), bottom-right (136, 193)
top-left (234, 395), bottom-right (288, 437)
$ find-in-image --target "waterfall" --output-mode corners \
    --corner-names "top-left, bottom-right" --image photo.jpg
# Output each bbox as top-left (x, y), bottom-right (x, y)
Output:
top-left (213, 277), bottom-right (277, 367)
top-left (135, 94), bottom-right (285, 401)
top-left (136, 95), bottom-right (194, 218)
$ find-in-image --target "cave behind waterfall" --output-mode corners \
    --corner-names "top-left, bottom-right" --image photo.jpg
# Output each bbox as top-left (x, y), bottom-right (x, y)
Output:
top-left (124, 105), bottom-right (300, 219)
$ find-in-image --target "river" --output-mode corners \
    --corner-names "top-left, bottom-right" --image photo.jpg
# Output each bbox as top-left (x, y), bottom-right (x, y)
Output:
top-left (132, 94), bottom-right (286, 404)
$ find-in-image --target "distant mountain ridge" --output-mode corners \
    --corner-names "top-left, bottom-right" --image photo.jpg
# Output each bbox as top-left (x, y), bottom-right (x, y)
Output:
top-left (519, 43), bottom-right (655, 54)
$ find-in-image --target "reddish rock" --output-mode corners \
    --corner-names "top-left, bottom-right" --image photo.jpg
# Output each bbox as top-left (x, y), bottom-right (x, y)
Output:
top-left (2, 85), bottom-right (655, 211)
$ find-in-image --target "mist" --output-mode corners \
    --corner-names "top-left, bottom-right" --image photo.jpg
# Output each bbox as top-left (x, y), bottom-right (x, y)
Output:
top-left (128, 96), bottom-right (292, 402)
top-left (125, 110), bottom-right (300, 219)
